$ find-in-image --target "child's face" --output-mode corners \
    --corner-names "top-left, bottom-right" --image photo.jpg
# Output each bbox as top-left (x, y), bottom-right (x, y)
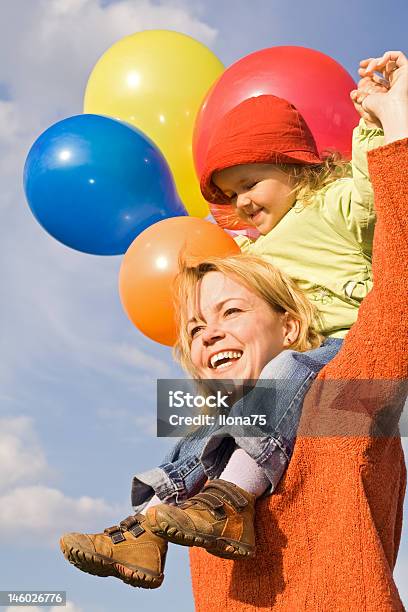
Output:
top-left (212, 163), bottom-right (296, 234)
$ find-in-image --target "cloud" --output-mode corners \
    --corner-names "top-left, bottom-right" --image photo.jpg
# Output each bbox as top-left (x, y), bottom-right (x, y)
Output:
top-left (394, 436), bottom-right (408, 606)
top-left (0, 485), bottom-right (127, 546)
top-left (0, 417), bottom-right (51, 491)
top-left (0, 100), bottom-right (20, 144)
top-left (5, 600), bottom-right (82, 612)
top-left (0, 0), bottom-right (217, 139)
top-left (97, 405), bottom-right (157, 436)
top-left (0, 416), bottom-right (128, 546)
top-left (395, 555), bottom-right (408, 607)
top-left (0, 100), bottom-right (25, 181)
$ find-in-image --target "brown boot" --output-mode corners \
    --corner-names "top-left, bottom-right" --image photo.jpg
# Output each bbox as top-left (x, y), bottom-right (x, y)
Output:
top-left (60, 513), bottom-right (167, 588)
top-left (145, 479), bottom-right (255, 560)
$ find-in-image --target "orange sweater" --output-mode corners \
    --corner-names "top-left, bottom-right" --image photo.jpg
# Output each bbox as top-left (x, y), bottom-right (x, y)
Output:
top-left (190, 139), bottom-right (408, 611)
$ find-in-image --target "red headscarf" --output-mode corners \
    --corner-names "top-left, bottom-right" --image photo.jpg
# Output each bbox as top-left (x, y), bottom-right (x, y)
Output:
top-left (200, 95), bottom-right (321, 207)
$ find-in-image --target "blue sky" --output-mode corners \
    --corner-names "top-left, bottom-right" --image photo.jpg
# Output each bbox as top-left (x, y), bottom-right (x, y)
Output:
top-left (1, 1), bottom-right (407, 611)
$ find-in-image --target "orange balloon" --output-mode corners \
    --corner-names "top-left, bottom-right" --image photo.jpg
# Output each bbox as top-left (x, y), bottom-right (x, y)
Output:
top-left (119, 217), bottom-right (240, 346)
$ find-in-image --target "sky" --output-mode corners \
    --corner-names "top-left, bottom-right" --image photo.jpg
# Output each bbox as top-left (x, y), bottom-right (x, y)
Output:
top-left (1, 1), bottom-right (407, 611)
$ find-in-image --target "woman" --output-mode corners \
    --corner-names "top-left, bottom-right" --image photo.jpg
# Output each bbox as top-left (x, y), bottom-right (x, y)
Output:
top-left (188, 51), bottom-right (408, 611)
top-left (61, 51), bottom-right (408, 608)
top-left (61, 253), bottom-right (341, 581)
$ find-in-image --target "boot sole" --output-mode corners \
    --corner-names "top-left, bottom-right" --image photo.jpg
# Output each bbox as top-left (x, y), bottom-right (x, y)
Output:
top-left (60, 539), bottom-right (163, 589)
top-left (147, 519), bottom-right (254, 560)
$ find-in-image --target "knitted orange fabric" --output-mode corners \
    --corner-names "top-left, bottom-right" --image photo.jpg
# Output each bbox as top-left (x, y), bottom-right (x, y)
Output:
top-left (190, 139), bottom-right (408, 612)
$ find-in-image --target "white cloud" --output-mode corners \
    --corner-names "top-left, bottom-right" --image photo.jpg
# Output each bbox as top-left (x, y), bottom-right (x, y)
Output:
top-left (97, 405), bottom-right (157, 436)
top-left (0, 0), bottom-right (217, 138)
top-left (0, 100), bottom-right (21, 144)
top-left (0, 485), bottom-right (127, 546)
top-left (108, 341), bottom-right (173, 377)
top-left (394, 437), bottom-right (408, 607)
top-left (5, 600), bottom-right (82, 612)
top-left (394, 546), bottom-right (408, 606)
top-left (0, 100), bottom-right (25, 181)
top-left (0, 416), bottom-right (128, 546)
top-left (0, 417), bottom-right (51, 491)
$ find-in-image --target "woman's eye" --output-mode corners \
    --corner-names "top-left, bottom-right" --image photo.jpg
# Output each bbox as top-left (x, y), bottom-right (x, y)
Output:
top-left (190, 325), bottom-right (204, 338)
top-left (224, 308), bottom-right (241, 317)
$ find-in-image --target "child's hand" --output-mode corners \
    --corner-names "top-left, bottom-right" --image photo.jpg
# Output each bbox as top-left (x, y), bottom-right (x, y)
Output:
top-left (356, 51), bottom-right (408, 139)
top-left (350, 77), bottom-right (388, 128)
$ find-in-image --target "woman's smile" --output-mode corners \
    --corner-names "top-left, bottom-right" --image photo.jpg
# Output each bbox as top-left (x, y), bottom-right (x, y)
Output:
top-left (208, 349), bottom-right (244, 370)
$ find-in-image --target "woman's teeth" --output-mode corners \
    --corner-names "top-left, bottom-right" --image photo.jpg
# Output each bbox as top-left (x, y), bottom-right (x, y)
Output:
top-left (210, 350), bottom-right (243, 369)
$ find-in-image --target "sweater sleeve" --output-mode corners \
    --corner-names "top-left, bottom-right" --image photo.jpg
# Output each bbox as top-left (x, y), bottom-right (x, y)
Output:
top-left (321, 119), bottom-right (384, 257)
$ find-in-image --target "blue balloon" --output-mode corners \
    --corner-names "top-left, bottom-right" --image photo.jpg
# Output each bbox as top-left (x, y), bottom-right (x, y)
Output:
top-left (23, 114), bottom-right (187, 255)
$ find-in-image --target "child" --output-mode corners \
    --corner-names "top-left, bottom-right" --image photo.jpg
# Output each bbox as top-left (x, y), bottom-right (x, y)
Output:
top-left (200, 90), bottom-right (385, 339)
top-left (60, 54), bottom-right (396, 590)
top-left (141, 80), bottom-right (386, 559)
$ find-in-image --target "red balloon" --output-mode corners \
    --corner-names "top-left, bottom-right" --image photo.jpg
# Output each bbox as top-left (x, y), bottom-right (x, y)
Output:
top-left (193, 46), bottom-right (359, 230)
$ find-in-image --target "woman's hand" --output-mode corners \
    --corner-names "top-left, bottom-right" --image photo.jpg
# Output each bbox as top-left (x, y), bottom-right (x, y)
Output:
top-left (350, 77), bottom-right (389, 128)
top-left (356, 51), bottom-right (408, 144)
top-left (359, 50), bottom-right (406, 82)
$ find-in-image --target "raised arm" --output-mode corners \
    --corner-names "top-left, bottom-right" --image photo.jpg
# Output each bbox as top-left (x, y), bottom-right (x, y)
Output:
top-left (315, 73), bottom-right (386, 255)
top-left (322, 118), bottom-right (383, 256)
top-left (320, 52), bottom-right (408, 382)
top-left (319, 136), bottom-right (408, 381)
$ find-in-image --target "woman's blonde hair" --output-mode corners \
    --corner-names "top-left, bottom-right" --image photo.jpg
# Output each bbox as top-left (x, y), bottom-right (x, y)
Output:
top-left (173, 253), bottom-right (323, 379)
top-left (283, 150), bottom-right (351, 206)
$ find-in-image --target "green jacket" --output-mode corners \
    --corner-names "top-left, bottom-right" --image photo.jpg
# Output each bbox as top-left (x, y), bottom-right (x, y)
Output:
top-left (236, 120), bottom-right (384, 338)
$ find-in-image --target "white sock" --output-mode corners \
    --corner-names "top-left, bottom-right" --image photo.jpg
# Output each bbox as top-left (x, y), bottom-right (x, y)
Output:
top-left (140, 494), bottom-right (163, 515)
top-left (219, 448), bottom-right (270, 498)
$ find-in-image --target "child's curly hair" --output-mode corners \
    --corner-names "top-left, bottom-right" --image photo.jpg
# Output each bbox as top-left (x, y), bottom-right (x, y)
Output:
top-left (283, 150), bottom-right (351, 206)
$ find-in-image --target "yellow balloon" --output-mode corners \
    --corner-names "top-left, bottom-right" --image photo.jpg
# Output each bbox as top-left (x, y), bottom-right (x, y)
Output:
top-left (84, 30), bottom-right (224, 218)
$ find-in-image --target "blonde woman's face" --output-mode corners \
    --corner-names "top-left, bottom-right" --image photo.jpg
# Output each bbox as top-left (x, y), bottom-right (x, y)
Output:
top-left (212, 163), bottom-right (296, 235)
top-left (187, 272), bottom-right (297, 380)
